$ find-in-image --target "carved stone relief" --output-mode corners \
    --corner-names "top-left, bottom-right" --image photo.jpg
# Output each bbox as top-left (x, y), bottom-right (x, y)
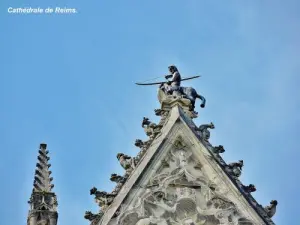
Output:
top-left (116, 138), bottom-right (255, 225)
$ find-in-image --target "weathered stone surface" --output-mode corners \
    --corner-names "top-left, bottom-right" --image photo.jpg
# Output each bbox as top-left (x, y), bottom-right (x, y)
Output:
top-left (27, 144), bottom-right (58, 225)
top-left (96, 106), bottom-right (273, 225)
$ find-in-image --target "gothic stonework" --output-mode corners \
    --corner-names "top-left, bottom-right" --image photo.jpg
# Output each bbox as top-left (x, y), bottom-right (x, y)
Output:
top-left (90, 104), bottom-right (276, 225)
top-left (26, 66), bottom-right (277, 225)
top-left (27, 144), bottom-right (58, 225)
top-left (115, 136), bottom-right (258, 225)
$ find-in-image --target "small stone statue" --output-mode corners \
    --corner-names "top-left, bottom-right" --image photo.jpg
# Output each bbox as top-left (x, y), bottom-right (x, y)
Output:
top-left (84, 211), bottom-right (104, 225)
top-left (117, 153), bottom-right (136, 177)
top-left (163, 65), bottom-right (183, 97)
top-left (197, 122), bottom-right (215, 142)
top-left (264, 200), bottom-right (278, 218)
top-left (212, 145), bottom-right (225, 154)
top-left (226, 160), bottom-right (243, 178)
top-left (242, 184), bottom-right (256, 193)
top-left (160, 65), bottom-right (207, 110)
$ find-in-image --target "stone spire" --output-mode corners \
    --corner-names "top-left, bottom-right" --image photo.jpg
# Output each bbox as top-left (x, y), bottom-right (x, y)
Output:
top-left (27, 143), bottom-right (58, 225)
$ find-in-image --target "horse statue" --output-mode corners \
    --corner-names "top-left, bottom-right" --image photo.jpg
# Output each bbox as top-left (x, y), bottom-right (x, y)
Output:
top-left (136, 65), bottom-right (206, 111)
top-left (159, 82), bottom-right (206, 111)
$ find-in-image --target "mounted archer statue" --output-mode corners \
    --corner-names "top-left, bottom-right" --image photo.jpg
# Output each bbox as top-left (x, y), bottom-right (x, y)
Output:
top-left (136, 65), bottom-right (206, 111)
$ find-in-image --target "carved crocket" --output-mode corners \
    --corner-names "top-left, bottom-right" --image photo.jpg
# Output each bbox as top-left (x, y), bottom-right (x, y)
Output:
top-left (242, 184), bottom-right (256, 193)
top-left (212, 145), bottom-right (225, 154)
top-left (117, 153), bottom-right (136, 177)
top-left (110, 173), bottom-right (127, 184)
top-left (84, 211), bottom-right (104, 225)
top-left (90, 187), bottom-right (116, 209)
top-left (110, 174), bottom-right (127, 195)
top-left (264, 200), bottom-right (278, 218)
top-left (197, 122), bottom-right (215, 142)
top-left (141, 117), bottom-right (162, 139)
top-left (226, 160), bottom-right (244, 178)
top-left (135, 139), bottom-right (147, 149)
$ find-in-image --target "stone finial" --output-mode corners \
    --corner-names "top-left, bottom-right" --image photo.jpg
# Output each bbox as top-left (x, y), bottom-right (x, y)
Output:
top-left (27, 143), bottom-right (58, 225)
top-left (32, 143), bottom-right (55, 192)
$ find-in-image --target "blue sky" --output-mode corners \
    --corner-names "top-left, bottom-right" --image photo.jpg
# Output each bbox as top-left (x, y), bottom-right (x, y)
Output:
top-left (1, 0), bottom-right (300, 224)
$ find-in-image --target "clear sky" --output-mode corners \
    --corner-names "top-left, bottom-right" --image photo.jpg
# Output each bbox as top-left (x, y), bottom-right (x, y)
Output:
top-left (1, 0), bottom-right (300, 225)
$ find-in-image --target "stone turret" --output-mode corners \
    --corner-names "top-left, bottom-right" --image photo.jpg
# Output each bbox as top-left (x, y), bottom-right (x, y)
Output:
top-left (27, 143), bottom-right (58, 225)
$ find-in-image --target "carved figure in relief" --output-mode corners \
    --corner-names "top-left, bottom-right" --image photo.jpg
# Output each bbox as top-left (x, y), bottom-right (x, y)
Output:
top-left (197, 122), bottom-right (214, 142)
top-left (118, 138), bottom-right (258, 225)
top-left (264, 200), bottom-right (278, 218)
top-left (135, 191), bottom-right (178, 225)
top-left (195, 197), bottom-right (241, 225)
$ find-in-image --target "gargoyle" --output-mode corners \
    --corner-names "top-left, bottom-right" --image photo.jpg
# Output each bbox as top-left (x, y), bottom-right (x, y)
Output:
top-left (264, 200), bottom-right (278, 218)
top-left (84, 211), bottom-right (104, 225)
top-left (212, 145), bottom-right (225, 154)
top-left (226, 160), bottom-right (243, 178)
top-left (242, 184), bottom-right (256, 193)
top-left (110, 173), bottom-right (127, 184)
top-left (197, 122), bottom-right (215, 142)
